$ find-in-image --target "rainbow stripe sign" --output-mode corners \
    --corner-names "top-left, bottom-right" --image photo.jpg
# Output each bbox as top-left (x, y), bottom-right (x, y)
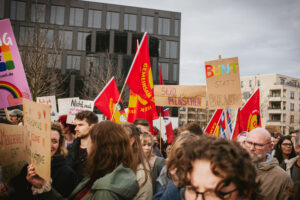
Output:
top-left (0, 19), bottom-right (31, 109)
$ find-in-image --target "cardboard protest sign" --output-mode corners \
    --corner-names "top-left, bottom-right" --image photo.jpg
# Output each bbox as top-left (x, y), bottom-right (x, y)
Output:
top-left (57, 97), bottom-right (79, 115)
top-left (0, 124), bottom-right (28, 183)
top-left (205, 56), bottom-right (242, 109)
top-left (66, 99), bottom-right (94, 124)
top-left (0, 19), bottom-right (32, 109)
top-left (36, 96), bottom-right (58, 120)
top-left (154, 85), bottom-right (206, 108)
top-left (23, 98), bottom-right (51, 181)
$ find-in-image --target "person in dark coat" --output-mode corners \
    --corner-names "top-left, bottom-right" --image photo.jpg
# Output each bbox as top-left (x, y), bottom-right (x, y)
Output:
top-left (9, 124), bottom-right (78, 199)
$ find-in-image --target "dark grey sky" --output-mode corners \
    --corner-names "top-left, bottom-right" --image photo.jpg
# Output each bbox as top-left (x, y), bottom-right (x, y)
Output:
top-left (87, 0), bottom-right (300, 84)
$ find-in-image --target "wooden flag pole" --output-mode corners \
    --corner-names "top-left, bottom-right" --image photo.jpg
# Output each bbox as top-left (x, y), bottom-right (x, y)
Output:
top-left (4, 108), bottom-right (11, 122)
top-left (110, 83), bottom-right (126, 120)
top-left (159, 112), bottom-right (162, 151)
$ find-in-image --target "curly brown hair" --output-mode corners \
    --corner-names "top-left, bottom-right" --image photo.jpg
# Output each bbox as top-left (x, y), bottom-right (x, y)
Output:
top-left (86, 121), bottom-right (136, 183)
top-left (178, 137), bottom-right (261, 200)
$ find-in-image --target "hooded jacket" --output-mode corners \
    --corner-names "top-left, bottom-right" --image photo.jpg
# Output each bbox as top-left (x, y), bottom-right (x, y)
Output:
top-left (256, 157), bottom-right (293, 200)
top-left (285, 155), bottom-right (300, 182)
top-left (38, 164), bottom-right (139, 200)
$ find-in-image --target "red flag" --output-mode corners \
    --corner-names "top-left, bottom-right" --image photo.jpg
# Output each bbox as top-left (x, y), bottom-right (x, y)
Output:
top-left (231, 108), bottom-right (245, 140)
top-left (163, 107), bottom-right (174, 144)
top-left (204, 109), bottom-right (223, 135)
top-left (127, 90), bottom-right (158, 133)
top-left (94, 77), bottom-right (127, 124)
top-left (125, 33), bottom-right (155, 105)
top-left (213, 113), bottom-right (222, 137)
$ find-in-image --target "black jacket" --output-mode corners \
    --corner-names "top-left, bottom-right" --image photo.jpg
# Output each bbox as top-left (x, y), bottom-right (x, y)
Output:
top-left (66, 138), bottom-right (87, 181)
top-left (11, 155), bottom-right (78, 199)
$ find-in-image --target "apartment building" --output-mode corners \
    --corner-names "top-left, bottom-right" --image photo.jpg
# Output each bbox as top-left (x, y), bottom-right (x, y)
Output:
top-left (241, 74), bottom-right (300, 134)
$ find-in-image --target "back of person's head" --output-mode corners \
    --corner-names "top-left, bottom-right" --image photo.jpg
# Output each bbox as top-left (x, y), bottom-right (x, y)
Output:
top-left (51, 123), bottom-right (68, 157)
top-left (167, 132), bottom-right (198, 173)
top-left (58, 114), bottom-right (76, 134)
top-left (179, 137), bottom-right (260, 199)
top-left (134, 118), bottom-right (150, 132)
top-left (75, 111), bottom-right (98, 125)
top-left (180, 122), bottom-right (203, 137)
top-left (87, 121), bottom-right (135, 182)
top-left (9, 109), bottom-right (23, 117)
top-left (271, 132), bottom-right (281, 138)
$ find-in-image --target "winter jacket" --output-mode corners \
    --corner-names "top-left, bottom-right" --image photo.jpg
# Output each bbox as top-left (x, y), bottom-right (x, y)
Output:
top-left (66, 138), bottom-right (87, 181)
top-left (38, 164), bottom-right (139, 200)
top-left (285, 155), bottom-right (300, 182)
top-left (151, 156), bottom-right (166, 194)
top-left (11, 155), bottom-right (78, 199)
top-left (256, 157), bottom-right (293, 200)
top-left (134, 163), bottom-right (153, 200)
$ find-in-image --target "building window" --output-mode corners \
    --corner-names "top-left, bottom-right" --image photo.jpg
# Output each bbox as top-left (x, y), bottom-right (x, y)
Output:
top-left (165, 41), bottom-right (178, 58)
top-left (291, 103), bottom-right (294, 111)
top-left (10, 1), bottom-right (26, 21)
top-left (40, 29), bottom-right (54, 48)
top-left (141, 16), bottom-right (154, 34)
top-left (257, 79), bottom-right (260, 87)
top-left (69, 8), bottom-right (83, 26)
top-left (19, 26), bottom-right (34, 46)
top-left (241, 81), bottom-right (244, 88)
top-left (0, 0), bottom-right (4, 19)
top-left (96, 31), bottom-right (110, 52)
top-left (158, 18), bottom-right (170, 36)
top-left (58, 30), bottom-right (73, 50)
top-left (114, 32), bottom-right (127, 54)
top-left (159, 63), bottom-right (169, 80)
top-left (50, 6), bottom-right (65, 25)
top-left (249, 80), bottom-right (252, 87)
top-left (280, 78), bottom-right (285, 85)
top-left (290, 91), bottom-right (294, 99)
top-left (66, 55), bottom-right (81, 70)
top-left (86, 57), bottom-right (100, 76)
top-left (106, 12), bottom-right (119, 30)
top-left (173, 64), bottom-right (178, 82)
top-left (31, 4), bottom-right (46, 23)
top-left (47, 54), bottom-right (61, 69)
top-left (174, 19), bottom-right (180, 36)
top-left (88, 10), bottom-right (101, 28)
top-left (77, 32), bottom-right (90, 51)
top-left (124, 14), bottom-right (136, 31)
top-left (290, 115), bottom-right (294, 123)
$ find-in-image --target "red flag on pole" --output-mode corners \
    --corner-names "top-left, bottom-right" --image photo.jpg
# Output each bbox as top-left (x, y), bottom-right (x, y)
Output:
top-left (125, 33), bottom-right (155, 105)
top-left (94, 77), bottom-right (127, 124)
top-left (204, 109), bottom-right (223, 135)
top-left (231, 88), bottom-right (261, 140)
top-left (163, 107), bottom-right (174, 144)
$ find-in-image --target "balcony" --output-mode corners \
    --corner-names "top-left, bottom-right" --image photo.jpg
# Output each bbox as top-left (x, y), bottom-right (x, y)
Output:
top-left (266, 120), bottom-right (286, 126)
top-left (268, 95), bottom-right (282, 101)
top-left (267, 107), bottom-right (282, 113)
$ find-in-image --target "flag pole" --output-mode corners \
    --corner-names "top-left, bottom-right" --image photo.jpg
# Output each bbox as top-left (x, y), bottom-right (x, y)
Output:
top-left (111, 32), bottom-right (147, 120)
top-left (159, 112), bottom-right (162, 151)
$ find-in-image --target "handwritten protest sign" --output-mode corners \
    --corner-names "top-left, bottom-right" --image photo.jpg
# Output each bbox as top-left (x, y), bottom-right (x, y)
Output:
top-left (154, 85), bottom-right (206, 108)
top-left (66, 99), bottom-right (94, 124)
top-left (23, 98), bottom-right (51, 181)
top-left (57, 97), bottom-right (79, 115)
top-left (0, 124), bottom-right (28, 183)
top-left (36, 96), bottom-right (58, 121)
top-left (0, 19), bottom-right (31, 109)
top-left (205, 56), bottom-right (242, 109)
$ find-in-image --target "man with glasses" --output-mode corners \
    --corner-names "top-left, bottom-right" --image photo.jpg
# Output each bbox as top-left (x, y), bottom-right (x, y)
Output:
top-left (245, 128), bottom-right (293, 200)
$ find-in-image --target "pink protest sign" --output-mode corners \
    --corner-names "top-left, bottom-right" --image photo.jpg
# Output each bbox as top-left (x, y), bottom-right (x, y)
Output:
top-left (0, 19), bottom-right (31, 109)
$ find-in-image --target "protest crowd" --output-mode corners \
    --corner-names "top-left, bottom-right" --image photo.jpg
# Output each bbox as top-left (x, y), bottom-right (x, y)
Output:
top-left (0, 21), bottom-right (300, 200)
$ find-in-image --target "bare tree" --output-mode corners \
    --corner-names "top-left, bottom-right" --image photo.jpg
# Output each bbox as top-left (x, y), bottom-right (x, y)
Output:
top-left (20, 2), bottom-right (67, 101)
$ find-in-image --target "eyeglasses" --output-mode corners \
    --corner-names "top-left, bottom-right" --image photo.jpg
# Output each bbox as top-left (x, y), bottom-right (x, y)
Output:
top-left (183, 185), bottom-right (238, 200)
top-left (244, 141), bottom-right (270, 149)
top-left (281, 143), bottom-right (292, 147)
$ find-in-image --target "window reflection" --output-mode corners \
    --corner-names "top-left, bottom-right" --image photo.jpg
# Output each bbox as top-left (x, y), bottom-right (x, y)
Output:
top-left (106, 12), bottom-right (119, 30)
top-left (70, 8), bottom-right (83, 26)
top-left (10, 1), bottom-right (26, 21)
top-left (141, 16), bottom-right (153, 33)
top-left (50, 6), bottom-right (65, 25)
top-left (88, 10), bottom-right (102, 28)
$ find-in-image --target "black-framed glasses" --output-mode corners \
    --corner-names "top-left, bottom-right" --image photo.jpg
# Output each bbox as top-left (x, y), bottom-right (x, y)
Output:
top-left (182, 185), bottom-right (238, 200)
top-left (244, 140), bottom-right (270, 149)
top-left (281, 143), bottom-right (293, 147)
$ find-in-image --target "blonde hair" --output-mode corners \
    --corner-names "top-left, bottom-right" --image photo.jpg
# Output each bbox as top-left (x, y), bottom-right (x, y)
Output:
top-left (140, 132), bottom-right (154, 160)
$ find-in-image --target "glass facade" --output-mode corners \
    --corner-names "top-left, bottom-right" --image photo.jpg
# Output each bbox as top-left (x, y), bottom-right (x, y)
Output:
top-left (40, 29), bottom-right (54, 48)
top-left (174, 19), bottom-right (180, 36)
top-left (59, 30), bottom-right (73, 49)
top-left (66, 55), bottom-right (81, 70)
top-left (86, 56), bottom-right (100, 76)
top-left (70, 8), bottom-right (83, 26)
top-left (77, 32), bottom-right (90, 51)
top-left (173, 63), bottom-right (178, 81)
top-left (165, 41), bottom-right (178, 58)
top-left (106, 12), bottom-right (119, 30)
top-left (19, 26), bottom-right (34, 46)
top-left (47, 54), bottom-right (62, 69)
top-left (50, 5), bottom-right (65, 25)
top-left (159, 62), bottom-right (169, 80)
top-left (88, 10), bottom-right (102, 28)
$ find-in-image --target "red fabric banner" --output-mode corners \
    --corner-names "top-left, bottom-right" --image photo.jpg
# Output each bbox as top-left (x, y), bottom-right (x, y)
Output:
top-left (204, 109), bottom-right (223, 135)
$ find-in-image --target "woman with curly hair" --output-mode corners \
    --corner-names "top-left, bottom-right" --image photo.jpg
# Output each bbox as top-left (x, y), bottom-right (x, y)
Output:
top-left (26, 120), bottom-right (139, 200)
top-left (179, 137), bottom-right (261, 200)
top-left (274, 136), bottom-right (297, 170)
top-left (122, 123), bottom-right (152, 200)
